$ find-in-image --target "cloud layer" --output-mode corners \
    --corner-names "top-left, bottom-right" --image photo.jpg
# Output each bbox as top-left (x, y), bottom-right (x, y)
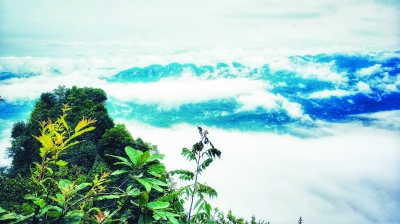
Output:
top-left (1, 0), bottom-right (399, 56)
top-left (115, 119), bottom-right (400, 223)
top-left (0, 52), bottom-right (399, 223)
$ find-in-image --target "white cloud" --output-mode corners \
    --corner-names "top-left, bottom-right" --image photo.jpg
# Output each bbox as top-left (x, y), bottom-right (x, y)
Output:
top-left (104, 74), bottom-right (268, 110)
top-left (356, 64), bottom-right (382, 77)
top-left (309, 89), bottom-right (353, 98)
top-left (356, 81), bottom-right (371, 93)
top-left (236, 91), bottom-right (307, 119)
top-left (350, 110), bottom-right (400, 130)
top-left (116, 118), bottom-right (400, 223)
top-left (269, 58), bottom-right (294, 72)
top-left (1, 0), bottom-right (399, 57)
top-left (236, 91), bottom-right (280, 111)
top-left (296, 62), bottom-right (347, 83)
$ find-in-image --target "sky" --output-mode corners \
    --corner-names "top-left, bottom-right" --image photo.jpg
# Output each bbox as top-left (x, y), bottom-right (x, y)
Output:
top-left (1, 0), bottom-right (399, 56)
top-left (1, 0), bottom-right (400, 223)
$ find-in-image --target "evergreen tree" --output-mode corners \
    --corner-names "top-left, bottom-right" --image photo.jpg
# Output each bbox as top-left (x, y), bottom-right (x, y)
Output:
top-left (6, 85), bottom-right (115, 177)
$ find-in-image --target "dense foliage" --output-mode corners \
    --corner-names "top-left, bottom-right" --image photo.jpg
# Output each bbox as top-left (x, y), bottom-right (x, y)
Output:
top-left (0, 86), bottom-right (269, 223)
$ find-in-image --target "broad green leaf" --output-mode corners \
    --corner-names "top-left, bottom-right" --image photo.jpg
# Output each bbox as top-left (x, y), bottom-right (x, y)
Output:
top-left (138, 212), bottom-right (153, 224)
top-left (46, 167), bottom-right (53, 175)
top-left (150, 184), bottom-right (163, 192)
top-left (127, 188), bottom-right (140, 197)
top-left (0, 212), bottom-right (20, 221)
top-left (153, 213), bottom-right (162, 221)
top-left (148, 162), bottom-right (166, 175)
top-left (23, 194), bottom-right (35, 200)
top-left (125, 146), bottom-right (142, 166)
top-left (137, 178), bottom-right (151, 193)
top-left (111, 169), bottom-right (129, 176)
top-left (61, 211), bottom-right (84, 224)
top-left (136, 150), bottom-right (150, 167)
top-left (106, 154), bottom-right (131, 166)
top-left (153, 210), bottom-right (167, 220)
top-left (147, 201), bottom-right (169, 210)
top-left (126, 185), bottom-right (133, 192)
top-left (194, 199), bottom-right (203, 210)
top-left (164, 211), bottom-right (180, 224)
top-left (73, 183), bottom-right (91, 193)
top-left (39, 205), bottom-right (62, 217)
top-left (22, 203), bottom-right (34, 215)
top-left (199, 158), bottom-right (213, 170)
top-left (197, 201), bottom-right (205, 214)
top-left (59, 179), bottom-right (72, 190)
top-left (56, 160), bottom-right (68, 167)
top-left (205, 202), bottom-right (212, 216)
top-left (149, 171), bottom-right (161, 178)
top-left (147, 153), bottom-right (165, 162)
top-left (143, 178), bottom-right (168, 187)
top-left (33, 198), bottom-right (46, 208)
top-left (0, 207), bottom-right (6, 214)
top-left (138, 191), bottom-right (149, 207)
top-left (96, 195), bottom-right (121, 200)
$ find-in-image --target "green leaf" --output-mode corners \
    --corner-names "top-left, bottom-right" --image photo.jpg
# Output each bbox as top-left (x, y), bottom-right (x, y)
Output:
top-left (199, 158), bottom-right (213, 171)
top-left (33, 198), bottom-right (46, 208)
top-left (152, 184), bottom-right (164, 192)
top-left (46, 167), bottom-right (53, 175)
top-left (111, 169), bottom-right (129, 176)
top-left (125, 146), bottom-right (143, 166)
top-left (106, 154), bottom-right (132, 167)
top-left (204, 147), bottom-right (221, 159)
top-left (127, 188), bottom-right (140, 197)
top-left (138, 191), bottom-right (149, 207)
top-left (59, 179), bottom-right (72, 190)
top-left (39, 205), bottom-right (62, 217)
top-left (153, 211), bottom-right (168, 221)
top-left (149, 171), bottom-right (161, 178)
top-left (169, 169), bottom-right (194, 181)
top-left (204, 202), bottom-right (212, 216)
top-left (148, 162), bottom-right (166, 175)
top-left (139, 212), bottom-right (153, 224)
top-left (143, 178), bottom-right (167, 187)
top-left (61, 211), bottom-right (84, 224)
top-left (22, 203), bottom-right (34, 215)
top-left (197, 183), bottom-right (218, 199)
top-left (0, 212), bottom-right (20, 221)
top-left (147, 201), bottom-right (169, 210)
top-left (56, 159), bottom-right (68, 167)
top-left (136, 150), bottom-right (151, 167)
top-left (23, 194), bottom-right (35, 200)
top-left (181, 148), bottom-right (196, 161)
top-left (147, 153), bottom-right (165, 162)
top-left (194, 198), bottom-right (203, 210)
top-left (197, 201), bottom-right (205, 214)
top-left (166, 212), bottom-right (180, 224)
top-left (0, 207), bottom-right (6, 214)
top-left (73, 183), bottom-right (91, 193)
top-left (137, 178), bottom-right (151, 193)
top-left (95, 195), bottom-right (121, 200)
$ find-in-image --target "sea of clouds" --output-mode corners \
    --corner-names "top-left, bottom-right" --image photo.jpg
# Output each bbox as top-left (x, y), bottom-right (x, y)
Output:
top-left (0, 51), bottom-right (399, 223)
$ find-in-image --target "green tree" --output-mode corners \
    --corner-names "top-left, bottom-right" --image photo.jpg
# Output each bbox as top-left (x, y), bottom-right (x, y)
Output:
top-left (168, 126), bottom-right (221, 223)
top-left (6, 85), bottom-right (114, 177)
top-left (99, 124), bottom-right (135, 168)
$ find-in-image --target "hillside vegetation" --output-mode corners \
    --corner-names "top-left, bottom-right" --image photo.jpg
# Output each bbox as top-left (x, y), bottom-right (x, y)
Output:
top-left (0, 86), bottom-right (269, 223)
